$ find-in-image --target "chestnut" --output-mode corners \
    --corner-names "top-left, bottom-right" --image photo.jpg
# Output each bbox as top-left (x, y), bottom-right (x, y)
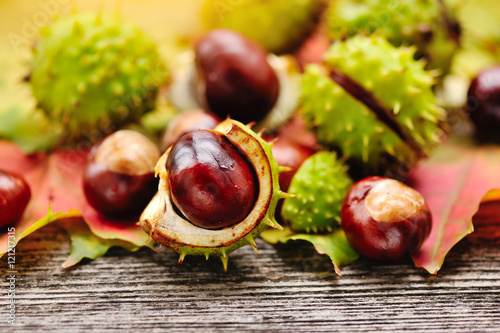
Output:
top-left (194, 29), bottom-right (280, 124)
top-left (0, 169), bottom-right (31, 227)
top-left (140, 119), bottom-right (287, 270)
top-left (268, 137), bottom-right (314, 192)
top-left (166, 129), bottom-right (258, 230)
top-left (466, 66), bottom-right (500, 141)
top-left (341, 176), bottom-right (432, 262)
top-left (83, 130), bottom-right (160, 220)
top-left (160, 110), bottom-right (221, 152)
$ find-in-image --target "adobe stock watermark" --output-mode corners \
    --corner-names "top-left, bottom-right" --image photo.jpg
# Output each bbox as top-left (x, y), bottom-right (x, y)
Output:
top-left (7, 0), bottom-right (71, 55)
top-left (6, 227), bottom-right (17, 325)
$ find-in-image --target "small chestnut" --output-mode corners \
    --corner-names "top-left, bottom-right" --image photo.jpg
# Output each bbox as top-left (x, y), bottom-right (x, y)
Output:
top-left (268, 137), bottom-right (314, 192)
top-left (466, 65), bottom-right (500, 141)
top-left (83, 130), bottom-right (160, 220)
top-left (0, 169), bottom-right (31, 227)
top-left (160, 110), bottom-right (221, 152)
top-left (166, 129), bottom-right (258, 230)
top-left (341, 176), bottom-right (432, 262)
top-left (194, 29), bottom-right (280, 124)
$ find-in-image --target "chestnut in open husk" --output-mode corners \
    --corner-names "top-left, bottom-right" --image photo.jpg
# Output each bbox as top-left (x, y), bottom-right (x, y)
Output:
top-left (169, 30), bottom-right (301, 131)
top-left (83, 130), bottom-right (160, 220)
top-left (341, 176), bottom-right (432, 262)
top-left (194, 29), bottom-right (279, 124)
top-left (0, 169), bottom-right (31, 227)
top-left (140, 119), bottom-right (291, 271)
top-left (167, 130), bottom-right (258, 229)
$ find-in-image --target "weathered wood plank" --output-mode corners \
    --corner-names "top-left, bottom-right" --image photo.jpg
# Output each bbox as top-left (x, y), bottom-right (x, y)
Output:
top-left (2, 206), bottom-right (499, 332)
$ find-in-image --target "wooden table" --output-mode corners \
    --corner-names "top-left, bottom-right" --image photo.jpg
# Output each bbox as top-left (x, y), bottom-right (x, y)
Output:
top-left (3, 202), bottom-right (499, 332)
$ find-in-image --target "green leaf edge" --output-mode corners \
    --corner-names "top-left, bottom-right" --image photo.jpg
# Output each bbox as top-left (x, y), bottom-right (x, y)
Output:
top-left (260, 227), bottom-right (359, 276)
top-left (1, 207), bottom-right (155, 268)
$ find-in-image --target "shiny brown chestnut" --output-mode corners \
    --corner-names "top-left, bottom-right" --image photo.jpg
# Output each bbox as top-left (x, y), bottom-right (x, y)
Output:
top-left (160, 110), bottom-right (221, 152)
top-left (341, 176), bottom-right (432, 262)
top-left (194, 29), bottom-right (280, 124)
top-left (466, 66), bottom-right (500, 141)
top-left (83, 130), bottom-right (160, 220)
top-left (166, 129), bottom-right (258, 230)
top-left (268, 137), bottom-right (314, 192)
top-left (0, 169), bottom-right (31, 227)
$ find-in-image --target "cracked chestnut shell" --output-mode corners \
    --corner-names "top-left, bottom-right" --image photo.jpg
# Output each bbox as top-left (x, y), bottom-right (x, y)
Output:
top-left (0, 169), bottom-right (31, 227)
top-left (194, 29), bottom-right (280, 124)
top-left (466, 66), bottom-right (500, 142)
top-left (83, 130), bottom-right (160, 220)
top-left (161, 110), bottom-right (221, 151)
top-left (167, 129), bottom-right (258, 229)
top-left (341, 176), bottom-right (432, 262)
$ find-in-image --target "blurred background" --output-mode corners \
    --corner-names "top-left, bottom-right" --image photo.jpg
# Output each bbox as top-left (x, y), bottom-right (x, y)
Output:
top-left (0, 0), bottom-right (206, 150)
top-left (0, 0), bottom-right (499, 151)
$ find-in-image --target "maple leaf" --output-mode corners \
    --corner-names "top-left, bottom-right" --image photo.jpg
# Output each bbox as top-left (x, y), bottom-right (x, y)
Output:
top-left (0, 141), bottom-right (155, 266)
top-left (408, 140), bottom-right (500, 274)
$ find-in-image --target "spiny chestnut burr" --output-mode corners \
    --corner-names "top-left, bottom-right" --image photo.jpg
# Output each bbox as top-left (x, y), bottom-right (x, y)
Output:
top-left (0, 169), bottom-right (31, 227)
top-left (28, 13), bottom-right (167, 143)
top-left (166, 129), bottom-right (258, 229)
top-left (194, 29), bottom-right (280, 124)
top-left (268, 137), bottom-right (314, 192)
top-left (466, 66), bottom-right (500, 142)
top-left (160, 110), bottom-right (221, 152)
top-left (341, 176), bottom-right (432, 262)
top-left (83, 130), bottom-right (160, 220)
top-left (300, 36), bottom-right (446, 176)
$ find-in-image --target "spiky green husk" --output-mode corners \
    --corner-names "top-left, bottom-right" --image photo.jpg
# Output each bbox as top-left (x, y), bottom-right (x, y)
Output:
top-left (281, 152), bottom-right (352, 233)
top-left (301, 36), bottom-right (446, 175)
top-left (327, 0), bottom-right (460, 74)
top-left (201, 0), bottom-right (327, 54)
top-left (140, 120), bottom-right (289, 271)
top-left (30, 13), bottom-right (167, 142)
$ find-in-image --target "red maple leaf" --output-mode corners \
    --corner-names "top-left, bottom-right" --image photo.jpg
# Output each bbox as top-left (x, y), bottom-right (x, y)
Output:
top-left (409, 140), bottom-right (500, 273)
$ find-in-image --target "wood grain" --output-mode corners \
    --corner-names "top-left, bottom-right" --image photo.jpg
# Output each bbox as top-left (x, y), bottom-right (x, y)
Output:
top-left (2, 204), bottom-right (499, 332)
